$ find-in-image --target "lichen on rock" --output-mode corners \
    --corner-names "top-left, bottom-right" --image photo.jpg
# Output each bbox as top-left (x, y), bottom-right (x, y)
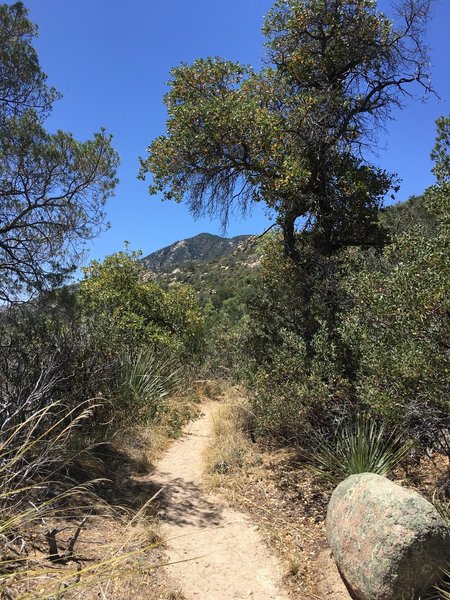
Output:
top-left (326, 473), bottom-right (450, 600)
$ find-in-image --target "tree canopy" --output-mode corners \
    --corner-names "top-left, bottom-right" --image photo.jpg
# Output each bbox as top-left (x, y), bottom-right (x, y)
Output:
top-left (140, 0), bottom-right (434, 260)
top-left (0, 2), bottom-right (119, 303)
top-left (79, 249), bottom-right (205, 359)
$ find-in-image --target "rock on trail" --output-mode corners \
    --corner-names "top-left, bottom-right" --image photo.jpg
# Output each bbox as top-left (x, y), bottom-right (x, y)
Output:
top-left (152, 402), bottom-right (290, 600)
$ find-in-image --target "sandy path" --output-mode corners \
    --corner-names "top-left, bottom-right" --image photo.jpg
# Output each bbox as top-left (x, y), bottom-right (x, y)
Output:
top-left (152, 402), bottom-right (290, 600)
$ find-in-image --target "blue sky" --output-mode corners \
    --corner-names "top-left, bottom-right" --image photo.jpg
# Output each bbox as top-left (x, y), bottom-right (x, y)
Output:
top-left (19, 0), bottom-right (450, 262)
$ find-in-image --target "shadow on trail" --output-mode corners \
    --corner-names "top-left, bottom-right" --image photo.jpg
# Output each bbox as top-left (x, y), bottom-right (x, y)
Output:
top-left (154, 475), bottom-right (224, 527)
top-left (75, 442), bottom-right (223, 527)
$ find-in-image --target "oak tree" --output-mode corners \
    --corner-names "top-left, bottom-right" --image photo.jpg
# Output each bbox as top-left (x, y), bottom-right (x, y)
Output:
top-left (140, 0), bottom-right (434, 261)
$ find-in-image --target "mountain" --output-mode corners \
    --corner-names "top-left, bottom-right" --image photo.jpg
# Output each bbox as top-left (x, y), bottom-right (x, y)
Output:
top-left (141, 233), bottom-right (252, 272)
top-left (141, 232), bottom-right (261, 320)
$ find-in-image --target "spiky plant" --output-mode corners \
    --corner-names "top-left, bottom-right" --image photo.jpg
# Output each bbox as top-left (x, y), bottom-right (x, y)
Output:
top-left (305, 414), bottom-right (415, 484)
top-left (118, 348), bottom-right (182, 422)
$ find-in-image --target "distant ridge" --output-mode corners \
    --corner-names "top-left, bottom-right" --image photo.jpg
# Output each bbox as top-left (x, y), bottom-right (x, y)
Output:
top-left (141, 233), bottom-right (252, 272)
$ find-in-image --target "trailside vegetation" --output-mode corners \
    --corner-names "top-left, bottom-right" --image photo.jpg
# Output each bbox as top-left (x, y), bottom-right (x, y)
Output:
top-left (142, 0), bottom-right (448, 466)
top-left (0, 2), bottom-right (119, 305)
top-left (0, 5), bottom-right (206, 596)
top-left (0, 0), bottom-right (449, 595)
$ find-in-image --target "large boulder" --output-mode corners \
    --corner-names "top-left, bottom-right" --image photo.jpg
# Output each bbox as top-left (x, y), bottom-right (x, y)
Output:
top-left (326, 473), bottom-right (450, 600)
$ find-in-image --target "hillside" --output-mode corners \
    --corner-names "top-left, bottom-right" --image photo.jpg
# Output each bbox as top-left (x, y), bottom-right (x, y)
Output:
top-left (142, 233), bottom-right (261, 317)
top-left (141, 233), bottom-right (252, 272)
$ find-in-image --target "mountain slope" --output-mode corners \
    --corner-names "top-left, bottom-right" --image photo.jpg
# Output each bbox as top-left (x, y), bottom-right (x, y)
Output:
top-left (141, 233), bottom-right (252, 272)
top-left (141, 232), bottom-right (261, 322)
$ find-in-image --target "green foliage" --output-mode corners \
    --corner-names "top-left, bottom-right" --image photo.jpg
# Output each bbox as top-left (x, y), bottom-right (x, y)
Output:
top-left (239, 187), bottom-right (449, 451)
top-left (340, 182), bottom-right (450, 455)
top-left (0, 2), bottom-right (119, 304)
top-left (141, 0), bottom-right (432, 259)
top-left (238, 232), bottom-right (353, 439)
top-left (305, 415), bottom-right (414, 484)
top-left (431, 116), bottom-right (450, 186)
top-left (80, 248), bottom-right (205, 361)
top-left (0, 288), bottom-right (111, 430)
top-left (230, 116), bottom-right (449, 457)
top-left (143, 236), bottom-right (260, 378)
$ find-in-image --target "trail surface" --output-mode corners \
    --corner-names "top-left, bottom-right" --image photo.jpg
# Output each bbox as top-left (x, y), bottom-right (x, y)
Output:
top-left (152, 402), bottom-right (290, 600)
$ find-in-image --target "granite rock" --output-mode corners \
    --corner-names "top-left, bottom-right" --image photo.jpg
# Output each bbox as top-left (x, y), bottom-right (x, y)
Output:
top-left (326, 473), bottom-right (450, 600)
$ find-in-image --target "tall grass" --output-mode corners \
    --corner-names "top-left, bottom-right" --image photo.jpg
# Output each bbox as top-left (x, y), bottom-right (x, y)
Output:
top-left (0, 399), bottom-right (163, 599)
top-left (204, 393), bottom-right (257, 481)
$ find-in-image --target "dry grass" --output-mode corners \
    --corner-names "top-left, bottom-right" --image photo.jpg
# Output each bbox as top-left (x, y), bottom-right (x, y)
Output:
top-left (111, 381), bottom-right (205, 473)
top-left (203, 390), bottom-right (450, 599)
top-left (203, 389), bottom-right (259, 489)
top-left (0, 402), bottom-right (163, 599)
top-left (0, 380), bottom-right (208, 600)
top-left (203, 390), bottom-right (327, 595)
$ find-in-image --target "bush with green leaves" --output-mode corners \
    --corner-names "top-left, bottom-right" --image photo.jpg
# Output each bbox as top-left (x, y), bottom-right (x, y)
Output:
top-left (79, 248), bottom-right (205, 363)
top-left (340, 183), bottom-right (450, 456)
top-left (240, 191), bottom-right (449, 452)
top-left (0, 288), bottom-right (113, 435)
top-left (239, 233), bottom-right (354, 440)
top-left (236, 119), bottom-right (449, 457)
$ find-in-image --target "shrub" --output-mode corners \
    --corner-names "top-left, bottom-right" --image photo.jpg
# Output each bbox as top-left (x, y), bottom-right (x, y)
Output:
top-left (79, 248), bottom-right (205, 362)
top-left (238, 233), bottom-right (354, 441)
top-left (340, 185), bottom-right (450, 455)
top-left (0, 288), bottom-right (114, 435)
top-left (304, 414), bottom-right (414, 484)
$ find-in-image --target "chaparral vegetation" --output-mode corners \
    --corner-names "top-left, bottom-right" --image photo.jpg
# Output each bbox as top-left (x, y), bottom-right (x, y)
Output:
top-left (1, 0), bottom-right (448, 598)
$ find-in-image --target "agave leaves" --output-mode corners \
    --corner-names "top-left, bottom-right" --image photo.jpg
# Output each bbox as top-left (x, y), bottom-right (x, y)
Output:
top-left (118, 348), bottom-right (183, 422)
top-left (305, 414), bottom-right (415, 484)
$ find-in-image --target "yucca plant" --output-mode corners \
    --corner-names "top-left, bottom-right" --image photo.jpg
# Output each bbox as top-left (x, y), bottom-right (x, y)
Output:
top-left (304, 414), bottom-right (415, 484)
top-left (433, 493), bottom-right (450, 525)
top-left (118, 348), bottom-right (182, 422)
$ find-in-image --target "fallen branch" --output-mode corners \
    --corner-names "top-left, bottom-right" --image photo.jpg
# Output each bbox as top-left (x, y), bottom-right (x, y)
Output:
top-left (45, 517), bottom-right (88, 563)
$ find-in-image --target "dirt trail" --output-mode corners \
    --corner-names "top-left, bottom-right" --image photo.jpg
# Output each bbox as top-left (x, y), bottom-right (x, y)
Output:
top-left (152, 401), bottom-right (290, 600)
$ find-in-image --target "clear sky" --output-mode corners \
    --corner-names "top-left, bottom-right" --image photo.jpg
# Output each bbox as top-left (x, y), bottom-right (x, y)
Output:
top-left (16, 0), bottom-right (450, 262)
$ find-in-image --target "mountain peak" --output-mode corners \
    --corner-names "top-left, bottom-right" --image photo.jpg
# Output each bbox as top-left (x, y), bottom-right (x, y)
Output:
top-left (141, 233), bottom-right (252, 272)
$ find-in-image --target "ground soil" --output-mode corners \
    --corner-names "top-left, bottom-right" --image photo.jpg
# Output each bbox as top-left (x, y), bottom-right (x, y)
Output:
top-left (152, 401), bottom-right (290, 600)
top-left (3, 394), bottom-right (447, 599)
top-left (210, 430), bottom-right (449, 599)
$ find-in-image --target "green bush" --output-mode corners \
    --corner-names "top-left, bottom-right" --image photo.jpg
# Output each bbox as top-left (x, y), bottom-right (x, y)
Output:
top-left (236, 161), bottom-right (449, 456)
top-left (238, 233), bottom-right (354, 440)
top-left (79, 248), bottom-right (205, 362)
top-left (0, 288), bottom-right (114, 433)
top-left (340, 185), bottom-right (450, 455)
